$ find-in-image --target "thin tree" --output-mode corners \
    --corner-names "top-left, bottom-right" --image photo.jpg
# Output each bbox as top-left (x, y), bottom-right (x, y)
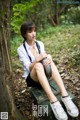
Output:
top-left (0, 1), bottom-right (25, 120)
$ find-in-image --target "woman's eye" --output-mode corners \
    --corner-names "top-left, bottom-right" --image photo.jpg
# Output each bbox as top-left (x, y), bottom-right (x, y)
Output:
top-left (28, 30), bottom-right (32, 33)
top-left (28, 28), bottom-right (36, 33)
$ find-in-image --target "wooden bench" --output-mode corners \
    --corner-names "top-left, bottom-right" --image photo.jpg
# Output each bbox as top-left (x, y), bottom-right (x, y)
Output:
top-left (29, 78), bottom-right (75, 120)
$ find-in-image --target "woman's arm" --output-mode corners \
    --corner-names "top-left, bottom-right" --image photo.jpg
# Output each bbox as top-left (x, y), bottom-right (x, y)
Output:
top-left (29, 53), bottom-right (47, 71)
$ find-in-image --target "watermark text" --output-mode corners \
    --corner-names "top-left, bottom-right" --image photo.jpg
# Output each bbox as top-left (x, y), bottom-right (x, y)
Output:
top-left (57, 0), bottom-right (80, 4)
top-left (32, 103), bottom-right (48, 117)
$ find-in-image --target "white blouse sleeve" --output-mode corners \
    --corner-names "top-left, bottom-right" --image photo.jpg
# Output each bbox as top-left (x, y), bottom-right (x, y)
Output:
top-left (17, 47), bottom-right (31, 71)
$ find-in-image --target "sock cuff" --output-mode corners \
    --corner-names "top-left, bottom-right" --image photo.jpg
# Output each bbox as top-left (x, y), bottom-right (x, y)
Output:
top-left (51, 100), bottom-right (58, 104)
top-left (62, 95), bottom-right (69, 98)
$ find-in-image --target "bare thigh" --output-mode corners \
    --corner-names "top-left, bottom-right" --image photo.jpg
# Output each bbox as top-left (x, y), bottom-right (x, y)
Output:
top-left (30, 66), bottom-right (39, 83)
top-left (30, 62), bottom-right (45, 83)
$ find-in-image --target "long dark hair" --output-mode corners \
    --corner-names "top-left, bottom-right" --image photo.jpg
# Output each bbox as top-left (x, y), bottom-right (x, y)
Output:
top-left (20, 22), bottom-right (35, 42)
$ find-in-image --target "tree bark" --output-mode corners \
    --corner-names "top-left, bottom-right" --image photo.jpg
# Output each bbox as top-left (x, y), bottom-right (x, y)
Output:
top-left (0, 0), bottom-right (12, 74)
top-left (0, 1), bottom-right (25, 120)
top-left (54, 0), bottom-right (59, 25)
top-left (0, 51), bottom-right (25, 120)
top-left (47, 0), bottom-right (59, 26)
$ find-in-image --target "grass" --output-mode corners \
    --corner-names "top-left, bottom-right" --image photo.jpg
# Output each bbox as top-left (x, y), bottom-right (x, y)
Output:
top-left (11, 35), bottom-right (22, 57)
top-left (11, 24), bottom-right (80, 67)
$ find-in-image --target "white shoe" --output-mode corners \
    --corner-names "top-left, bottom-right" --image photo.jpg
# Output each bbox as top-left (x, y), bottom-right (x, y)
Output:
top-left (50, 101), bottom-right (68, 120)
top-left (61, 96), bottom-right (79, 117)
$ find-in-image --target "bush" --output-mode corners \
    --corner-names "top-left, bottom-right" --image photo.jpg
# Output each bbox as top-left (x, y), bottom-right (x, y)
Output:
top-left (67, 6), bottom-right (80, 24)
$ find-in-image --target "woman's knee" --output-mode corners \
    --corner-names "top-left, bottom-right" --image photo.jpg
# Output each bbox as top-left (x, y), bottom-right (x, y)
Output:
top-left (34, 62), bottom-right (44, 71)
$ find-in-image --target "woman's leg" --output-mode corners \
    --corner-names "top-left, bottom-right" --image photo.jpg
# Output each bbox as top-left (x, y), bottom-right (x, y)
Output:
top-left (47, 55), bottom-right (79, 118)
top-left (30, 62), bottom-right (57, 102)
top-left (30, 62), bottom-right (69, 120)
top-left (50, 61), bottom-right (68, 96)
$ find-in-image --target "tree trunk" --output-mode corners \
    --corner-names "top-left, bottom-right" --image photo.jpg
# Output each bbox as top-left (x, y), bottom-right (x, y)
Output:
top-left (0, 0), bottom-right (12, 74)
top-left (0, 1), bottom-right (25, 120)
top-left (54, 0), bottom-right (59, 25)
top-left (0, 51), bottom-right (25, 120)
top-left (48, 0), bottom-right (59, 26)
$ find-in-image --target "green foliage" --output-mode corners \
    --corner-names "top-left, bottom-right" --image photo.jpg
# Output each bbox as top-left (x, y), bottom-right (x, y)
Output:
top-left (11, 0), bottom-right (55, 34)
top-left (60, 15), bottom-right (69, 25)
top-left (11, 35), bottom-right (22, 56)
top-left (11, 3), bottom-right (27, 34)
top-left (11, 0), bottom-right (80, 35)
top-left (66, 6), bottom-right (80, 24)
top-left (11, 0), bottom-right (39, 33)
top-left (37, 25), bottom-right (70, 39)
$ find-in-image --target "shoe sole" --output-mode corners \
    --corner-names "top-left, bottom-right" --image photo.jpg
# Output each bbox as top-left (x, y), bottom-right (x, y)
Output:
top-left (67, 110), bottom-right (79, 118)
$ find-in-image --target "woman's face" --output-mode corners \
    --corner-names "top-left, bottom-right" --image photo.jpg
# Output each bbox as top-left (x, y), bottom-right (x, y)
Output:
top-left (25, 28), bottom-right (36, 42)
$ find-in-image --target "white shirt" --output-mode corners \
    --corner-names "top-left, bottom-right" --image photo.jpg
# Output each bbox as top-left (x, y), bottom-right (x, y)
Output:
top-left (17, 40), bottom-right (45, 79)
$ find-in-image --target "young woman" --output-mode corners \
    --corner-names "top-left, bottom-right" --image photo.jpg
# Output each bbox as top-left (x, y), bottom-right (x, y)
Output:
top-left (17, 22), bottom-right (79, 120)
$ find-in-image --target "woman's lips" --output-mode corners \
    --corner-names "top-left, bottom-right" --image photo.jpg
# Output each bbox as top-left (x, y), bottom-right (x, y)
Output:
top-left (32, 36), bottom-right (35, 39)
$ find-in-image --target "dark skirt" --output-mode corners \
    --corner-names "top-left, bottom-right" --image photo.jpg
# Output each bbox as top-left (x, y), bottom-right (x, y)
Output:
top-left (26, 74), bottom-right (42, 89)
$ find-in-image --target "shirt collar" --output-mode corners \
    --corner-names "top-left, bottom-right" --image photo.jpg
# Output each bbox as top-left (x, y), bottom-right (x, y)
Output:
top-left (25, 40), bottom-right (36, 50)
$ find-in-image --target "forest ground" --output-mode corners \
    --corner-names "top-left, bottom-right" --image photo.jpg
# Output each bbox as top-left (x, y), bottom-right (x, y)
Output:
top-left (12, 25), bottom-right (80, 120)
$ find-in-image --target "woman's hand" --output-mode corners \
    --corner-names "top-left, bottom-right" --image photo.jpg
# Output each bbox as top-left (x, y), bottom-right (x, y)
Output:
top-left (29, 53), bottom-right (47, 71)
top-left (35, 53), bottom-right (47, 62)
top-left (42, 54), bottom-right (52, 66)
